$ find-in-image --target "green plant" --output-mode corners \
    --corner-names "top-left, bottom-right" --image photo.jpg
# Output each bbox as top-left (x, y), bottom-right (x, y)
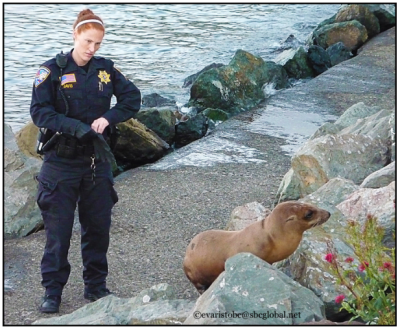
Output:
top-left (325, 214), bottom-right (395, 325)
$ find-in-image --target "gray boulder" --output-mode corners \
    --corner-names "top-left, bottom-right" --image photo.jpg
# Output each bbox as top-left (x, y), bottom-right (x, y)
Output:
top-left (299, 177), bottom-right (359, 237)
top-left (301, 177), bottom-right (359, 216)
top-left (361, 161), bottom-right (395, 188)
top-left (311, 102), bottom-right (382, 141)
top-left (334, 102), bottom-right (381, 128)
top-left (339, 109), bottom-right (393, 140)
top-left (277, 102), bottom-right (392, 201)
top-left (184, 253), bottom-right (325, 325)
top-left (276, 133), bottom-right (389, 201)
top-left (336, 181), bottom-right (395, 248)
top-left (226, 201), bottom-right (270, 231)
top-left (4, 124), bottom-right (43, 239)
top-left (277, 33), bottom-right (303, 52)
top-left (276, 228), bottom-right (354, 321)
top-left (33, 283), bottom-right (194, 325)
top-left (141, 93), bottom-right (176, 108)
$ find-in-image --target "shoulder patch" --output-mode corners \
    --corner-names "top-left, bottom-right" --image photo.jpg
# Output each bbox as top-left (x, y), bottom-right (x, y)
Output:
top-left (34, 66), bottom-right (51, 87)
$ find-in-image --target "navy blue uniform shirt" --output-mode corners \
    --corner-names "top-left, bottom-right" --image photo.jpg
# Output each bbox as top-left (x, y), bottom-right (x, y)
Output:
top-left (30, 49), bottom-right (141, 136)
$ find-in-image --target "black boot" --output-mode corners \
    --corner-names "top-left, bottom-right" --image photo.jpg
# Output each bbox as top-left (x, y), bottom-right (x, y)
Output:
top-left (40, 295), bottom-right (61, 313)
top-left (84, 287), bottom-right (113, 302)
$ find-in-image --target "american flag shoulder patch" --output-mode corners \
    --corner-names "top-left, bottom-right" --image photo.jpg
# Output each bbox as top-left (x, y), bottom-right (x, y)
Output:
top-left (61, 74), bottom-right (77, 86)
top-left (34, 66), bottom-right (51, 87)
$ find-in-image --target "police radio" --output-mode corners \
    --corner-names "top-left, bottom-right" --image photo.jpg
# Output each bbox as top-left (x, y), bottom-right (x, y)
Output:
top-left (56, 50), bottom-right (68, 69)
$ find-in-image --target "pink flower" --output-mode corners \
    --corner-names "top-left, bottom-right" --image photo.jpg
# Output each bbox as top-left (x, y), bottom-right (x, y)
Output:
top-left (335, 294), bottom-right (345, 304)
top-left (345, 257), bottom-right (354, 263)
top-left (325, 253), bottom-right (334, 263)
top-left (359, 261), bottom-right (369, 272)
top-left (383, 262), bottom-right (393, 270)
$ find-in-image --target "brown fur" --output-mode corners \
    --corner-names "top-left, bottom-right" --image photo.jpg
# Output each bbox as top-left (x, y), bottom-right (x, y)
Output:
top-left (183, 201), bottom-right (330, 293)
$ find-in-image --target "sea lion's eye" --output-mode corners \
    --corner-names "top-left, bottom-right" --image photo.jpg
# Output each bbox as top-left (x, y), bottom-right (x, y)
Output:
top-left (305, 210), bottom-right (314, 220)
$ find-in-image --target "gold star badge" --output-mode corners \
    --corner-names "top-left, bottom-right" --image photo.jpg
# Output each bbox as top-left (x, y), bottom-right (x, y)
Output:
top-left (98, 70), bottom-right (111, 84)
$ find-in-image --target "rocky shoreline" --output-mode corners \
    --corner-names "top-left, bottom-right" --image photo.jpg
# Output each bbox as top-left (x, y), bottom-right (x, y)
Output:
top-left (4, 5), bottom-right (395, 325)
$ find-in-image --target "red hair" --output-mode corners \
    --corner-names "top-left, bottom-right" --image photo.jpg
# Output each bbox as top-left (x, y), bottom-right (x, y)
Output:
top-left (73, 9), bottom-right (104, 34)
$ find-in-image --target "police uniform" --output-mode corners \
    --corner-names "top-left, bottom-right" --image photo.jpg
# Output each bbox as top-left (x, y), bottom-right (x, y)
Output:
top-left (30, 49), bottom-right (141, 298)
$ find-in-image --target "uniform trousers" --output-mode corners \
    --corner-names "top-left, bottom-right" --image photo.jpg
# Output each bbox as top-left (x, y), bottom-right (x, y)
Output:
top-left (36, 149), bottom-right (118, 296)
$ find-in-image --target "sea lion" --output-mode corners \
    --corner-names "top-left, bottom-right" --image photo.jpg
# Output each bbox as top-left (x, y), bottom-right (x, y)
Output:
top-left (183, 201), bottom-right (330, 294)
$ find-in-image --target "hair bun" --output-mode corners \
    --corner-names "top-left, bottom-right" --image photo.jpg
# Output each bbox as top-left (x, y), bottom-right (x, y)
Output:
top-left (78, 9), bottom-right (94, 18)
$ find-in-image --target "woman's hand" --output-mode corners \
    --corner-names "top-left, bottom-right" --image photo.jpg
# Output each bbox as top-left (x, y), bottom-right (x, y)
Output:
top-left (91, 117), bottom-right (109, 134)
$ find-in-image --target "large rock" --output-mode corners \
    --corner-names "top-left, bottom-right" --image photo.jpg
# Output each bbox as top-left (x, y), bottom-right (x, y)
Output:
top-left (301, 177), bottom-right (359, 216)
top-left (277, 34), bottom-right (303, 52)
top-left (335, 4), bottom-right (380, 37)
top-left (276, 179), bottom-right (360, 320)
top-left (4, 124), bottom-right (43, 239)
top-left (333, 102), bottom-right (381, 128)
top-left (298, 177), bottom-right (359, 237)
top-left (275, 47), bottom-right (314, 79)
top-left (226, 201), bottom-right (270, 231)
top-left (113, 118), bottom-right (169, 165)
top-left (33, 283), bottom-right (195, 325)
top-left (202, 108), bottom-right (230, 123)
top-left (364, 4), bottom-right (396, 31)
top-left (283, 134), bottom-right (389, 199)
top-left (189, 49), bottom-right (288, 115)
top-left (182, 63), bottom-right (224, 88)
top-left (310, 102), bottom-right (382, 140)
top-left (360, 161), bottom-right (395, 188)
top-left (307, 45), bottom-right (331, 75)
top-left (326, 42), bottom-right (353, 66)
top-left (184, 253), bottom-right (325, 325)
top-left (175, 113), bottom-right (208, 148)
top-left (135, 107), bottom-right (176, 146)
top-left (141, 93), bottom-right (176, 108)
top-left (312, 20), bottom-right (368, 51)
top-left (15, 121), bottom-right (42, 160)
top-left (276, 227), bottom-right (354, 321)
top-left (277, 102), bottom-right (392, 201)
top-left (336, 181), bottom-right (395, 248)
top-left (4, 124), bottom-right (25, 171)
top-left (339, 109), bottom-right (393, 141)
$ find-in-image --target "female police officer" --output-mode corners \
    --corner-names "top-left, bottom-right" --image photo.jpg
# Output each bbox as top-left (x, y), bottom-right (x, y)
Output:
top-left (30, 9), bottom-right (141, 313)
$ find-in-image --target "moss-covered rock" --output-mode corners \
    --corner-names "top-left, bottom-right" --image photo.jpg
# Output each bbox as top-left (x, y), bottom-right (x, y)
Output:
top-left (189, 49), bottom-right (288, 114)
top-left (275, 47), bottom-right (314, 79)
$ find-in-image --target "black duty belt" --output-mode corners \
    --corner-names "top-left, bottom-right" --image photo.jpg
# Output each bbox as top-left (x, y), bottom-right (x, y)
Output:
top-left (55, 134), bottom-right (95, 158)
top-left (76, 144), bottom-right (95, 156)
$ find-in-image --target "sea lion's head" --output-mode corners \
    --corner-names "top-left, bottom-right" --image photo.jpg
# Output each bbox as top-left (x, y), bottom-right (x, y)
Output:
top-left (273, 201), bottom-right (330, 233)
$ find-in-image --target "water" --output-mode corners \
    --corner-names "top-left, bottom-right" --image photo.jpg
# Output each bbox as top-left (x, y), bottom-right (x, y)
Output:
top-left (4, 4), bottom-right (341, 134)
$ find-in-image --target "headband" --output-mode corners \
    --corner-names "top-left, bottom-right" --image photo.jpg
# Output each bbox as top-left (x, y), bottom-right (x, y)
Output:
top-left (75, 19), bottom-right (103, 30)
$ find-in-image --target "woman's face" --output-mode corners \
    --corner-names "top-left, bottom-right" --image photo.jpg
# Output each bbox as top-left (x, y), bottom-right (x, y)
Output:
top-left (72, 28), bottom-right (104, 66)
